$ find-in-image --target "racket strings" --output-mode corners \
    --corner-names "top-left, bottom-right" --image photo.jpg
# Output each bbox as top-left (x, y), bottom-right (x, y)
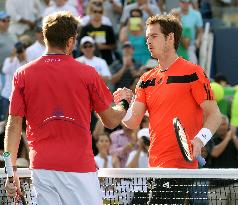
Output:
top-left (177, 124), bottom-right (193, 161)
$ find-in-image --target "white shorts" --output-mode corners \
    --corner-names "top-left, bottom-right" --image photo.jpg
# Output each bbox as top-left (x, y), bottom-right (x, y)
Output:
top-left (31, 169), bottom-right (103, 205)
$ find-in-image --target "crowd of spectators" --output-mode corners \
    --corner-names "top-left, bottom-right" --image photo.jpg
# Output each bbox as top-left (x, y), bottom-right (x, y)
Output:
top-left (0, 0), bottom-right (237, 176)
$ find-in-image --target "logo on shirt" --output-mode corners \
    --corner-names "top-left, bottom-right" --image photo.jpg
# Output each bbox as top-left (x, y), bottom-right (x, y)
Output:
top-left (44, 58), bottom-right (61, 63)
top-left (138, 78), bottom-right (156, 88)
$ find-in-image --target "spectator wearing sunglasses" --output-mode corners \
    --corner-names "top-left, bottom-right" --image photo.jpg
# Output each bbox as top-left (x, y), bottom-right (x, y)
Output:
top-left (78, 4), bottom-right (116, 65)
top-left (76, 36), bottom-right (111, 83)
top-left (80, 0), bottom-right (112, 27)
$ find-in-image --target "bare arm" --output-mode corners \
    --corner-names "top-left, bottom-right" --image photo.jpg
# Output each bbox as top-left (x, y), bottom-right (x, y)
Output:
top-left (192, 100), bottom-right (221, 158)
top-left (122, 101), bottom-right (147, 130)
top-left (119, 26), bottom-right (128, 43)
top-left (4, 115), bottom-right (23, 166)
top-left (97, 104), bottom-right (126, 129)
top-left (196, 27), bottom-right (204, 48)
top-left (201, 100), bottom-right (222, 135)
top-left (112, 155), bottom-right (120, 168)
top-left (181, 37), bottom-right (190, 49)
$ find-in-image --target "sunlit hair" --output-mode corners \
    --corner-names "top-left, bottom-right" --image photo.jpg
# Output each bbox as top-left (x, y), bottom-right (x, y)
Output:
top-left (43, 11), bottom-right (80, 49)
top-left (146, 14), bottom-right (182, 50)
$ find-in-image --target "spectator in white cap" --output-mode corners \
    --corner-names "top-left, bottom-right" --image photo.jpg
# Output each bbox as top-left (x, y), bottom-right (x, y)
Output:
top-left (126, 127), bottom-right (150, 168)
top-left (76, 36), bottom-right (111, 83)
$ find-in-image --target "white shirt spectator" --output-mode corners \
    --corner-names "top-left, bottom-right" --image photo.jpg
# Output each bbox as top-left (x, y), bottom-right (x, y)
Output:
top-left (1, 57), bottom-right (27, 99)
top-left (76, 56), bottom-right (111, 77)
top-left (80, 15), bottom-right (112, 27)
top-left (5, 0), bottom-right (41, 35)
top-left (94, 155), bottom-right (113, 168)
top-left (26, 41), bottom-right (46, 62)
top-left (126, 151), bottom-right (148, 168)
top-left (43, 3), bottom-right (78, 17)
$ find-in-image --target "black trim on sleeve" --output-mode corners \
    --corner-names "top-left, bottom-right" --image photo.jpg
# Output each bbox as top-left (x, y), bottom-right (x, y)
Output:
top-left (166, 72), bottom-right (199, 84)
top-left (203, 84), bottom-right (211, 100)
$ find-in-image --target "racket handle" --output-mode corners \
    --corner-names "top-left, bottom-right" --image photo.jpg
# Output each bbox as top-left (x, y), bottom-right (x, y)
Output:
top-left (196, 155), bottom-right (206, 166)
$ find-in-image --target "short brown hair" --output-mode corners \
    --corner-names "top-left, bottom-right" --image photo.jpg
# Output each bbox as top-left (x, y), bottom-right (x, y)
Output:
top-left (43, 11), bottom-right (79, 49)
top-left (146, 14), bottom-right (182, 50)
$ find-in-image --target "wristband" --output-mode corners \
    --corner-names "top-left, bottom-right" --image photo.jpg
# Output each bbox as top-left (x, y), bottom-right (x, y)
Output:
top-left (195, 128), bottom-right (212, 146)
top-left (119, 99), bottom-right (129, 111)
top-left (4, 166), bottom-right (17, 174)
top-left (122, 106), bottom-right (133, 122)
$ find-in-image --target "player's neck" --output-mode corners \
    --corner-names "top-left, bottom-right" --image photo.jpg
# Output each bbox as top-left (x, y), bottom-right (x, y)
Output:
top-left (46, 47), bottom-right (68, 55)
top-left (158, 53), bottom-right (179, 72)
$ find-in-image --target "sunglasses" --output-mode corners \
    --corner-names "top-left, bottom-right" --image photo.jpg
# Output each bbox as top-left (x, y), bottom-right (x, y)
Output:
top-left (83, 44), bottom-right (94, 49)
top-left (93, 10), bottom-right (103, 14)
top-left (92, 1), bottom-right (103, 6)
top-left (1, 18), bottom-right (10, 23)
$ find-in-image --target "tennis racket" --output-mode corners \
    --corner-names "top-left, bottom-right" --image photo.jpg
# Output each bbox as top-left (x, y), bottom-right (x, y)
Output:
top-left (3, 152), bottom-right (27, 205)
top-left (173, 117), bottom-right (206, 166)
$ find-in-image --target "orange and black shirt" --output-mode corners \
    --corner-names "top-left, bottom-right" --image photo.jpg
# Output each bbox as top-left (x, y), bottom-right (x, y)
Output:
top-left (135, 57), bottom-right (214, 168)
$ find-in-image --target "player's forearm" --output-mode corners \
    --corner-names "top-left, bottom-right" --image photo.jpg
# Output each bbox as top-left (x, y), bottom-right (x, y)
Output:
top-left (4, 115), bottom-right (23, 166)
top-left (203, 113), bottom-right (222, 135)
top-left (203, 104), bottom-right (222, 135)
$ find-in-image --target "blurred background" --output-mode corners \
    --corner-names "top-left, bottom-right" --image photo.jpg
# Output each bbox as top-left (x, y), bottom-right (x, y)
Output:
top-left (0, 0), bottom-right (237, 172)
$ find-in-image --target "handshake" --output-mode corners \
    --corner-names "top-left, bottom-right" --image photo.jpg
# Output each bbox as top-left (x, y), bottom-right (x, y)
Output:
top-left (113, 87), bottom-right (134, 106)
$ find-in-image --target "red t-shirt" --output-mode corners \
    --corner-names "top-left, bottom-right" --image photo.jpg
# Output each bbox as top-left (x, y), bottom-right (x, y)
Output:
top-left (9, 55), bottom-right (113, 172)
top-left (135, 57), bottom-right (214, 168)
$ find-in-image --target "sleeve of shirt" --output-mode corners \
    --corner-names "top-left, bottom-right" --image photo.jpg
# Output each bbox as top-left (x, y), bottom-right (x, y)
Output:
top-left (9, 70), bottom-right (26, 117)
top-left (88, 68), bottom-right (113, 113)
top-left (190, 66), bottom-right (214, 105)
top-left (135, 75), bottom-right (146, 104)
top-left (100, 59), bottom-right (111, 77)
top-left (195, 11), bottom-right (203, 28)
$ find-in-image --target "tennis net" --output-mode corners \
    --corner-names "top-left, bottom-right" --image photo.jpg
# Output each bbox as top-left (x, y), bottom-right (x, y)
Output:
top-left (0, 168), bottom-right (238, 205)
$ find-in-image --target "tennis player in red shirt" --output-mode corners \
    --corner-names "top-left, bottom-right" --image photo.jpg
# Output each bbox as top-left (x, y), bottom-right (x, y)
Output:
top-left (4, 11), bottom-right (133, 205)
top-left (114, 14), bottom-right (222, 204)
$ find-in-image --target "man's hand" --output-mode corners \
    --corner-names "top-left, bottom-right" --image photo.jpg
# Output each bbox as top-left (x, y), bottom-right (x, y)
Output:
top-left (5, 173), bottom-right (21, 198)
top-left (191, 137), bottom-right (204, 159)
top-left (113, 87), bottom-right (134, 105)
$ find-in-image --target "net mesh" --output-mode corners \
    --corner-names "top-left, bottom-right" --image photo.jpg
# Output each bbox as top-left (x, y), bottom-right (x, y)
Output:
top-left (0, 168), bottom-right (238, 205)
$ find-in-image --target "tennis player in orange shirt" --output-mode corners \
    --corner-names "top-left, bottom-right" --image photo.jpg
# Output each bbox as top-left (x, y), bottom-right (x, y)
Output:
top-left (114, 14), bottom-right (222, 204)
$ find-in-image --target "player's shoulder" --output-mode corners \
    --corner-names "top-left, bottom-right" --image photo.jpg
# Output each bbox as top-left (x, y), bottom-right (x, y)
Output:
top-left (15, 58), bottom-right (40, 75)
top-left (178, 58), bottom-right (204, 73)
top-left (178, 58), bottom-right (209, 82)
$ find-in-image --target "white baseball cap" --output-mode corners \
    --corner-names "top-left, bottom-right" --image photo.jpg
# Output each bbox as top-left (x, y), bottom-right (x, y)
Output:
top-left (137, 128), bottom-right (150, 139)
top-left (80, 36), bottom-right (95, 46)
